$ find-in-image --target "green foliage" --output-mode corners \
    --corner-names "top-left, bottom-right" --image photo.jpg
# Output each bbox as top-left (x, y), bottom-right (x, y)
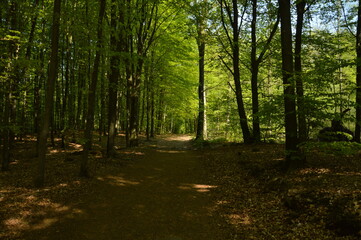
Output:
top-left (301, 141), bottom-right (361, 156)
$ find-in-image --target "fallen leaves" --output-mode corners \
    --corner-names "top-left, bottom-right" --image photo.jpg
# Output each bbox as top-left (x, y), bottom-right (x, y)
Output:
top-left (202, 142), bottom-right (361, 239)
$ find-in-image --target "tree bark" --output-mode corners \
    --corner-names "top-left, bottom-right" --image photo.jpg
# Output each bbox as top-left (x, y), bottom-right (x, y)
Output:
top-left (80, 0), bottom-right (106, 177)
top-left (196, 41), bottom-right (206, 141)
top-left (219, 0), bottom-right (252, 143)
top-left (34, 0), bottom-right (61, 187)
top-left (355, 0), bottom-right (361, 142)
top-left (107, 0), bottom-right (122, 157)
top-left (250, 0), bottom-right (260, 142)
top-left (231, 0), bottom-right (252, 143)
top-left (279, 0), bottom-right (302, 169)
top-left (295, 0), bottom-right (307, 142)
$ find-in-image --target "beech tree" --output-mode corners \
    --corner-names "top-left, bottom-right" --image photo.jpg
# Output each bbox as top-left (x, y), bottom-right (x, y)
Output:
top-left (107, 0), bottom-right (125, 157)
top-left (125, 0), bottom-right (159, 147)
top-left (35, 0), bottom-right (61, 186)
top-left (218, 0), bottom-right (253, 144)
top-left (80, 0), bottom-right (106, 177)
top-left (250, 0), bottom-right (279, 142)
top-left (188, 0), bottom-right (212, 141)
top-left (355, 0), bottom-right (361, 142)
top-left (279, 0), bottom-right (303, 169)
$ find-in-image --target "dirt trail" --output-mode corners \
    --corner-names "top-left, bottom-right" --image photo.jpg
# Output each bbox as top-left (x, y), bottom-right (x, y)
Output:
top-left (27, 135), bottom-right (229, 240)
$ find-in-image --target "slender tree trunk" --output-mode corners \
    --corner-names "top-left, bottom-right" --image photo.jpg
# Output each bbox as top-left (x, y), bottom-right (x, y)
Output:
top-left (232, 0), bottom-right (252, 143)
top-left (196, 41), bottom-right (205, 141)
top-left (107, 0), bottom-right (122, 157)
top-left (146, 82), bottom-right (150, 140)
top-left (60, 34), bottom-right (71, 149)
top-left (250, 0), bottom-right (260, 142)
top-left (2, 0), bottom-right (18, 171)
top-left (156, 89), bottom-right (164, 134)
top-left (140, 84), bottom-right (146, 133)
top-left (355, 0), bottom-right (361, 142)
top-left (80, 0), bottom-right (106, 177)
top-left (76, 61), bottom-right (85, 129)
top-left (2, 90), bottom-right (11, 171)
top-left (34, 0), bottom-right (61, 187)
top-left (150, 86), bottom-right (155, 138)
top-left (99, 63), bottom-right (106, 138)
top-left (295, 0), bottom-right (307, 142)
top-left (279, 0), bottom-right (303, 169)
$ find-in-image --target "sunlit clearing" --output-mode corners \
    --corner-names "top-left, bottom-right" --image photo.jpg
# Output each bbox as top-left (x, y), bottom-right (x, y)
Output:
top-left (300, 168), bottom-right (331, 174)
top-left (97, 175), bottom-right (140, 186)
top-left (179, 183), bottom-right (217, 193)
top-left (273, 158), bottom-right (284, 161)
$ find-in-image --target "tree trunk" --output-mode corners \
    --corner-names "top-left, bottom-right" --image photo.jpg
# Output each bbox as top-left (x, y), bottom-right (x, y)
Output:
top-left (34, 0), bottom-right (61, 187)
top-left (196, 41), bottom-right (205, 141)
top-left (107, 0), bottom-right (122, 157)
top-left (279, 0), bottom-right (303, 169)
top-left (150, 86), bottom-right (155, 138)
top-left (250, 0), bottom-right (260, 142)
top-left (232, 0), bottom-right (252, 143)
top-left (355, 0), bottom-right (361, 143)
top-left (2, 90), bottom-right (11, 171)
top-left (80, 0), bottom-right (106, 177)
top-left (295, 0), bottom-right (307, 142)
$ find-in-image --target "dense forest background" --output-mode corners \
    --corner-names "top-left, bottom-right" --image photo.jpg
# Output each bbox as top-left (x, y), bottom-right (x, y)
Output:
top-left (1, 0), bottom-right (361, 182)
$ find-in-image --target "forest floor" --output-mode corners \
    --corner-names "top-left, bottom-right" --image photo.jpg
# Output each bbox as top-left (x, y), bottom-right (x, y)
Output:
top-left (1, 134), bottom-right (361, 239)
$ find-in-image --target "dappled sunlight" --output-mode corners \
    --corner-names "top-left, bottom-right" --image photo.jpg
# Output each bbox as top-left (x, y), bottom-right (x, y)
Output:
top-left (178, 183), bottom-right (217, 193)
top-left (162, 135), bottom-right (193, 142)
top-left (50, 149), bottom-right (62, 154)
top-left (226, 212), bottom-right (252, 226)
top-left (336, 172), bottom-right (361, 176)
top-left (32, 218), bottom-right (59, 230)
top-left (216, 200), bottom-right (230, 205)
top-left (300, 168), bottom-right (331, 175)
top-left (123, 151), bottom-right (145, 156)
top-left (68, 142), bottom-right (83, 150)
top-left (9, 160), bottom-right (20, 165)
top-left (97, 175), bottom-right (141, 187)
top-left (156, 149), bottom-right (185, 153)
top-left (1, 191), bottom-right (79, 237)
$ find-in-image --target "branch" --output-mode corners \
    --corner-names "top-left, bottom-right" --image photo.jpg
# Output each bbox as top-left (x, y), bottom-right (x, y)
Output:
top-left (217, 37), bottom-right (233, 60)
top-left (340, 0), bottom-right (356, 37)
top-left (218, 0), bottom-right (233, 48)
top-left (238, 0), bottom-right (249, 36)
top-left (219, 55), bottom-right (234, 76)
top-left (228, 81), bottom-right (236, 94)
top-left (257, 11), bottom-right (280, 65)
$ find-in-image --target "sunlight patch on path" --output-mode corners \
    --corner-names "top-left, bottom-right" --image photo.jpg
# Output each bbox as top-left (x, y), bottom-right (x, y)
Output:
top-left (178, 183), bottom-right (217, 193)
top-left (96, 175), bottom-right (141, 187)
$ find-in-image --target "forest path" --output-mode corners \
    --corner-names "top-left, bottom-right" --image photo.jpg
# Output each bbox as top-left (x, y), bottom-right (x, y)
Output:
top-left (28, 135), bottom-right (229, 240)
